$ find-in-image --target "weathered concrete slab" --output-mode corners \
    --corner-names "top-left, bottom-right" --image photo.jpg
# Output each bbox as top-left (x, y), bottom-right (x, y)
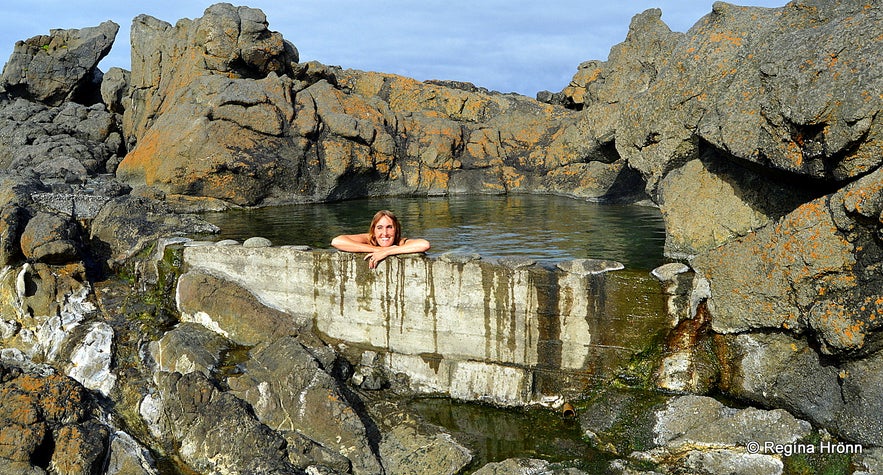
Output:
top-left (179, 243), bottom-right (667, 405)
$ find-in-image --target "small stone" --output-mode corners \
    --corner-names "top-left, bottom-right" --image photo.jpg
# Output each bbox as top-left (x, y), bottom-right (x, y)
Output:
top-left (243, 237), bottom-right (272, 248)
top-left (651, 262), bottom-right (691, 282)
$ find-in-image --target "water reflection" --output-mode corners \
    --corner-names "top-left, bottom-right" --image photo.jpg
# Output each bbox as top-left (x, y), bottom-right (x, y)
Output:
top-left (409, 397), bottom-right (611, 472)
top-left (200, 195), bottom-right (667, 270)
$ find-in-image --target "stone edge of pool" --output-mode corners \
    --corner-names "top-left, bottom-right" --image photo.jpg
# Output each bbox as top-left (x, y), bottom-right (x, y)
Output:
top-left (166, 237), bottom-right (669, 406)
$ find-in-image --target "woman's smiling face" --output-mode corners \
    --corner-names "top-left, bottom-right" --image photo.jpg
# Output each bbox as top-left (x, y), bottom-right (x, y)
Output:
top-left (373, 215), bottom-right (397, 247)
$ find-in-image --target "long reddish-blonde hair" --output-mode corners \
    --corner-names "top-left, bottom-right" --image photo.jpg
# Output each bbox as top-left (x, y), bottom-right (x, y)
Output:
top-left (368, 210), bottom-right (402, 246)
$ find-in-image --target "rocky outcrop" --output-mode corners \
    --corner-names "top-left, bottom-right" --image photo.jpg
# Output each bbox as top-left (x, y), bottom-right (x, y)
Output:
top-left (577, 390), bottom-right (864, 475)
top-left (143, 370), bottom-right (301, 474)
top-left (2, 0), bottom-right (883, 473)
top-left (175, 270), bottom-right (308, 346)
top-left (553, 2), bottom-right (882, 258)
top-left (88, 193), bottom-right (220, 268)
top-left (0, 21), bottom-right (217, 276)
top-left (542, 0), bottom-right (883, 454)
top-left (113, 5), bottom-right (643, 206)
top-left (0, 21), bottom-right (118, 106)
top-left (0, 361), bottom-right (158, 475)
top-left (0, 99), bottom-right (124, 181)
top-left (228, 337), bottom-right (383, 474)
top-left (716, 332), bottom-right (883, 447)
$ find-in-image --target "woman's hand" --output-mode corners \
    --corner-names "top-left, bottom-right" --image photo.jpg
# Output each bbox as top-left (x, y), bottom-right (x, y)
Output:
top-left (365, 246), bottom-right (394, 269)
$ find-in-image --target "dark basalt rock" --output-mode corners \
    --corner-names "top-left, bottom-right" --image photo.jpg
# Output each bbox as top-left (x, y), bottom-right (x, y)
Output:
top-left (0, 21), bottom-right (118, 106)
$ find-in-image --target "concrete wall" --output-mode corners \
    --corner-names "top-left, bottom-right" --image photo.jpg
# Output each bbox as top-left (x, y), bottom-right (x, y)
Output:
top-left (179, 243), bottom-right (667, 405)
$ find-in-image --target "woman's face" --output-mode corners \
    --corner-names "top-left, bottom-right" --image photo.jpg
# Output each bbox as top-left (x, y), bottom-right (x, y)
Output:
top-left (373, 216), bottom-right (397, 247)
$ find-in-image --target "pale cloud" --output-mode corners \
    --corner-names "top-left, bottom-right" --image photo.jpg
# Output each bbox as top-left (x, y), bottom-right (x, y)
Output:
top-left (0, 0), bottom-right (786, 96)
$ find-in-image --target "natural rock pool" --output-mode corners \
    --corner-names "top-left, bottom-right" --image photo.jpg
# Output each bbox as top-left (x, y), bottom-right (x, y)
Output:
top-left (194, 195), bottom-right (671, 469)
top-left (200, 194), bottom-right (668, 270)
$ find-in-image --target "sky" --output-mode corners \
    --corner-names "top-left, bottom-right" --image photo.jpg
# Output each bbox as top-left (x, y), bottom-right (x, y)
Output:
top-left (1, 1), bottom-right (787, 96)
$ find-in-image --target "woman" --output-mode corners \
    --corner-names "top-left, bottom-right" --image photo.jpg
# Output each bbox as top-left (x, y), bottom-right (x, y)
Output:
top-left (331, 210), bottom-right (431, 269)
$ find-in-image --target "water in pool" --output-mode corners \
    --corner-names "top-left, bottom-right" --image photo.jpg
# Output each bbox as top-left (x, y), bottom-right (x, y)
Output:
top-left (200, 194), bottom-right (668, 271)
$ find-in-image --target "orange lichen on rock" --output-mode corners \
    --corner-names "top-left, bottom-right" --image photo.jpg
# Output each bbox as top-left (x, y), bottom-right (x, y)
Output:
top-left (709, 32), bottom-right (745, 47)
top-left (116, 128), bottom-right (163, 185)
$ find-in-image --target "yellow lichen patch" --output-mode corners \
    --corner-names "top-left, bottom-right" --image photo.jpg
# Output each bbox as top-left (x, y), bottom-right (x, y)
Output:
top-left (709, 32), bottom-right (744, 47)
top-left (117, 129), bottom-right (164, 184)
top-left (418, 167), bottom-right (450, 190)
top-left (501, 166), bottom-right (526, 190)
top-left (810, 298), bottom-right (871, 352)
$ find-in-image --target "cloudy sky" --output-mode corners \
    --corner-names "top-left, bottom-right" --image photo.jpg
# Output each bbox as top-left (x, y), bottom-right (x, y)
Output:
top-left (2, 0), bottom-right (786, 96)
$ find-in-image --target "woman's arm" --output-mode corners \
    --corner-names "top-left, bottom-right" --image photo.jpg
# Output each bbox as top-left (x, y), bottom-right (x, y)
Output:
top-left (330, 233), bottom-right (375, 252)
top-left (331, 235), bottom-right (431, 269)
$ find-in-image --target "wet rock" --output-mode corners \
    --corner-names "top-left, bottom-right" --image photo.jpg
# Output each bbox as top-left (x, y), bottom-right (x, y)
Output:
top-left (578, 389), bottom-right (665, 456)
top-left (176, 270), bottom-right (309, 346)
top-left (556, 258), bottom-right (624, 275)
top-left (1, 21), bottom-right (118, 106)
top-left (365, 398), bottom-right (472, 475)
top-left (89, 194), bottom-right (219, 268)
top-left (149, 322), bottom-right (231, 376)
top-left (19, 212), bottom-right (80, 264)
top-left (473, 458), bottom-right (587, 475)
top-left (650, 262), bottom-right (693, 323)
top-left (227, 336), bottom-right (382, 474)
top-left (651, 263), bottom-right (718, 394)
top-left (145, 370), bottom-right (299, 474)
